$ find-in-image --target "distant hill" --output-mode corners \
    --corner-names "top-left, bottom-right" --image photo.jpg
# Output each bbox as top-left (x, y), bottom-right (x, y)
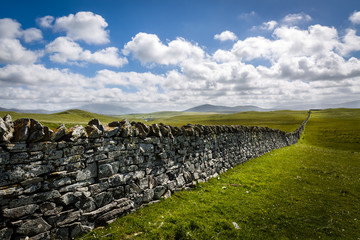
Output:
top-left (0, 107), bottom-right (57, 114)
top-left (331, 100), bottom-right (360, 109)
top-left (79, 103), bottom-right (136, 115)
top-left (184, 104), bottom-right (265, 113)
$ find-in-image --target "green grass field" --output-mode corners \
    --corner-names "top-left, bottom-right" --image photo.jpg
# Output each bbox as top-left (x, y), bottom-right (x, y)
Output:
top-left (78, 108), bottom-right (360, 240)
top-left (0, 109), bottom-right (122, 130)
top-left (121, 110), bottom-right (307, 133)
top-left (1, 109), bottom-right (307, 133)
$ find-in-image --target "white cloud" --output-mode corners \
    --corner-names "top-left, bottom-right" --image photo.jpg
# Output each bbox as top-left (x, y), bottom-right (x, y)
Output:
top-left (0, 64), bottom-right (88, 86)
top-left (53, 12), bottom-right (109, 44)
top-left (22, 28), bottom-right (43, 43)
top-left (338, 29), bottom-right (360, 56)
top-left (260, 20), bottom-right (278, 31)
top-left (0, 18), bottom-right (22, 39)
top-left (36, 16), bottom-right (54, 28)
top-left (282, 13), bottom-right (312, 25)
top-left (122, 32), bottom-right (205, 65)
top-left (349, 11), bottom-right (360, 24)
top-left (0, 39), bottom-right (39, 64)
top-left (214, 30), bottom-right (238, 41)
top-left (0, 18), bottom-right (40, 64)
top-left (46, 37), bottom-right (127, 67)
top-left (238, 11), bottom-right (256, 20)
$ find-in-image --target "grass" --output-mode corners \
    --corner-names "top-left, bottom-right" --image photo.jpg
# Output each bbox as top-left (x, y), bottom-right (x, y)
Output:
top-left (1, 109), bottom-right (307, 132)
top-left (79, 108), bottom-right (360, 240)
top-left (122, 110), bottom-right (308, 132)
top-left (0, 109), bottom-right (123, 130)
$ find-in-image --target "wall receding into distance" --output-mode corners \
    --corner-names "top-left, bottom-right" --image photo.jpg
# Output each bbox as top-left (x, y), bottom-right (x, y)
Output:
top-left (0, 112), bottom-right (310, 240)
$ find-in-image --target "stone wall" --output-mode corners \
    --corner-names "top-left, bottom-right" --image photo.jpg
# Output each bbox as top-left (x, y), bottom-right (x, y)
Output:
top-left (0, 112), bottom-right (310, 240)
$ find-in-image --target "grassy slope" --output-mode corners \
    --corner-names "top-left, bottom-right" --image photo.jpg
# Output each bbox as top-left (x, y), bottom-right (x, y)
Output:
top-left (1, 109), bottom-right (307, 132)
top-left (123, 110), bottom-right (308, 132)
top-left (79, 109), bottom-right (360, 240)
top-left (0, 109), bottom-right (122, 130)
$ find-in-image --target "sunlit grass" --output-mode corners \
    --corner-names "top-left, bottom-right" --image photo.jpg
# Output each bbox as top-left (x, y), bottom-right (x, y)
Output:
top-left (0, 109), bottom-right (123, 130)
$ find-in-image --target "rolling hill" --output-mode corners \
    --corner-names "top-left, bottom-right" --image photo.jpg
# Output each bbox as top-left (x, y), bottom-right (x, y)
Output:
top-left (184, 104), bottom-right (265, 113)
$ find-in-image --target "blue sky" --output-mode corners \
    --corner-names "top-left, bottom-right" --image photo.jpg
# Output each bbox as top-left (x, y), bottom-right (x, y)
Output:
top-left (0, 0), bottom-right (360, 112)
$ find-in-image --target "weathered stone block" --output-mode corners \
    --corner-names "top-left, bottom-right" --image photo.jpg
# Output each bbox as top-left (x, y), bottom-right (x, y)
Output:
top-left (5, 143), bottom-right (26, 152)
top-left (16, 218), bottom-right (51, 237)
top-left (76, 162), bottom-right (97, 181)
top-left (40, 202), bottom-right (63, 216)
top-left (0, 227), bottom-right (13, 240)
top-left (154, 186), bottom-right (167, 199)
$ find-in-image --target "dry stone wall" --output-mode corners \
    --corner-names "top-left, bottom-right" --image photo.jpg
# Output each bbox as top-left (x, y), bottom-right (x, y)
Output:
top-left (0, 112), bottom-right (310, 240)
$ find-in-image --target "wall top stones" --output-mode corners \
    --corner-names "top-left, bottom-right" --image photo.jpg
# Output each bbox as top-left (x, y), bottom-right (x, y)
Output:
top-left (0, 112), bottom-right (307, 144)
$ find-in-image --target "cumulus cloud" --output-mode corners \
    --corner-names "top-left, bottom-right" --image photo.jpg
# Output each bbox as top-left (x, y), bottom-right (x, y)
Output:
top-left (46, 37), bottom-right (127, 67)
top-left (214, 30), bottom-right (238, 41)
top-left (338, 29), bottom-right (360, 56)
top-left (260, 20), bottom-right (278, 31)
top-left (36, 15), bottom-right (54, 28)
top-left (282, 13), bottom-right (312, 25)
top-left (122, 32), bottom-right (205, 65)
top-left (0, 18), bottom-right (41, 64)
top-left (349, 11), bottom-right (360, 24)
top-left (0, 39), bottom-right (39, 64)
top-left (53, 12), bottom-right (109, 44)
top-left (0, 18), bottom-right (22, 39)
top-left (0, 64), bottom-right (88, 86)
top-left (22, 28), bottom-right (43, 43)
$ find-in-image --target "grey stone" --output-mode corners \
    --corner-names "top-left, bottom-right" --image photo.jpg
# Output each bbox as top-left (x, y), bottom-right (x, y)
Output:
top-left (54, 227), bottom-right (69, 240)
top-left (75, 196), bottom-right (96, 212)
top-left (27, 231), bottom-right (51, 240)
top-left (9, 190), bottom-right (61, 208)
top-left (53, 177), bottom-right (72, 188)
top-left (155, 173), bottom-right (169, 185)
top-left (2, 204), bottom-right (39, 218)
top-left (12, 118), bottom-right (31, 142)
top-left (85, 125), bottom-right (102, 138)
top-left (76, 162), bottom-right (97, 181)
top-left (88, 119), bottom-right (105, 133)
top-left (0, 152), bottom-right (10, 164)
top-left (28, 119), bottom-right (45, 142)
top-left (60, 192), bottom-right (78, 206)
top-left (89, 182), bottom-right (109, 195)
top-left (104, 126), bottom-right (119, 137)
top-left (5, 142), bottom-right (26, 152)
top-left (143, 189), bottom-right (154, 203)
top-left (69, 223), bottom-right (92, 239)
top-left (98, 163), bottom-right (115, 178)
top-left (176, 175), bottom-right (186, 187)
top-left (154, 186), bottom-right (167, 199)
top-left (139, 143), bottom-right (154, 153)
top-left (56, 210), bottom-right (81, 227)
top-left (51, 124), bottom-right (67, 142)
top-left (94, 191), bottom-right (113, 208)
top-left (0, 227), bottom-right (13, 240)
top-left (17, 218), bottom-right (51, 237)
top-left (108, 174), bottom-right (126, 186)
top-left (39, 202), bottom-right (60, 216)
top-left (11, 152), bottom-right (29, 163)
top-left (0, 114), bottom-right (14, 142)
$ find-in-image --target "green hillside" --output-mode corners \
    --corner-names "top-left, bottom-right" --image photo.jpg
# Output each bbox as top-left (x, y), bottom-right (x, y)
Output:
top-left (1, 109), bottom-right (308, 132)
top-left (128, 110), bottom-right (308, 132)
top-left (0, 109), bottom-right (122, 130)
